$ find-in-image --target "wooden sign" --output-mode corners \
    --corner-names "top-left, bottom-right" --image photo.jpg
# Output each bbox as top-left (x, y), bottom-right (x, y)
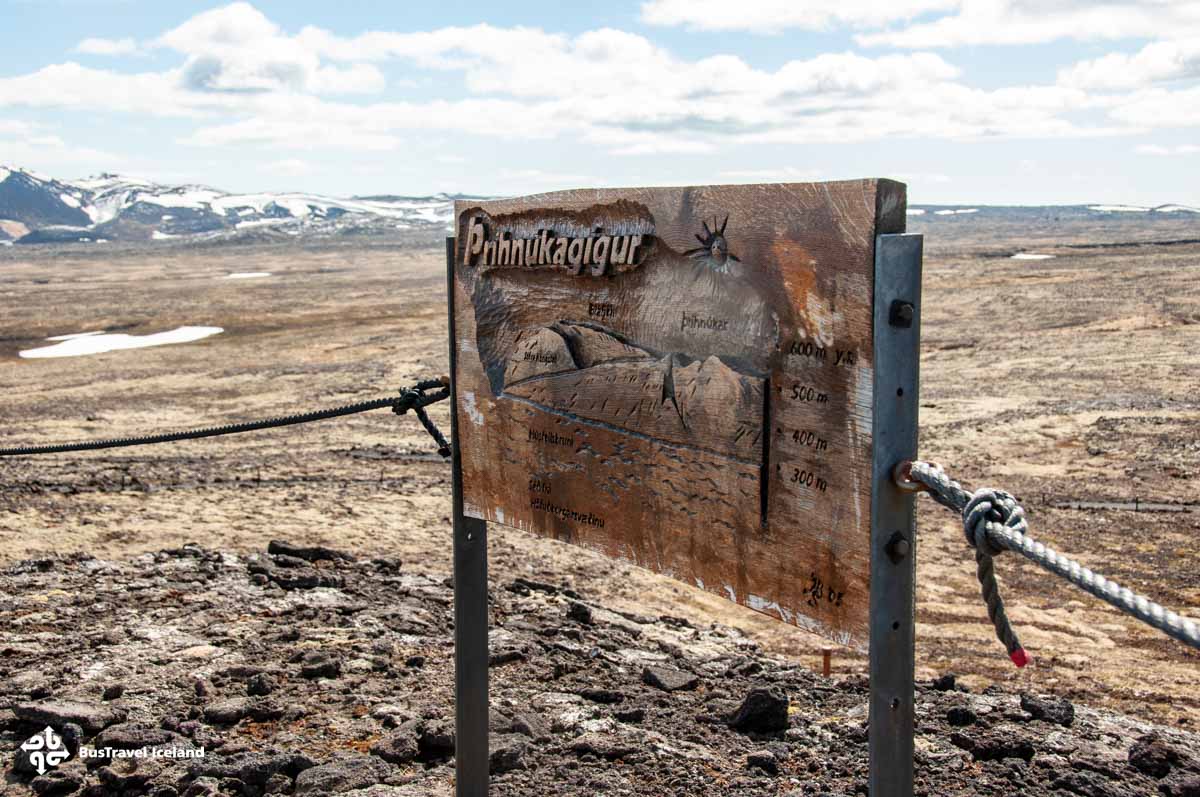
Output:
top-left (451, 181), bottom-right (906, 646)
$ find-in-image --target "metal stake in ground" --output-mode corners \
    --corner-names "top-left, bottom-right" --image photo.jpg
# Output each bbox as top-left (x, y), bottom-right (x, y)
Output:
top-left (868, 233), bottom-right (924, 797)
top-left (447, 236), bottom-right (490, 797)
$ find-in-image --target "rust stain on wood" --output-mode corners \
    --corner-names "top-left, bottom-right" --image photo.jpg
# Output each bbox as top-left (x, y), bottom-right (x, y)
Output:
top-left (452, 180), bottom-right (905, 648)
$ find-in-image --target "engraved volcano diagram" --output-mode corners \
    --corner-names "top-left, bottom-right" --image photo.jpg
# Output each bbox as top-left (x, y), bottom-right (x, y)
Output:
top-left (468, 207), bottom-right (788, 466)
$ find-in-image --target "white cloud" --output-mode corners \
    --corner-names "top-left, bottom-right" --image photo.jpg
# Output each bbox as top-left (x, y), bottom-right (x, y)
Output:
top-left (639, 0), bottom-right (958, 34)
top-left (1109, 85), bottom-right (1200, 127)
top-left (0, 127), bottom-right (119, 171)
top-left (718, 166), bottom-right (824, 181)
top-left (261, 158), bottom-right (314, 177)
top-left (156, 2), bottom-right (385, 95)
top-left (0, 3), bottom-right (1187, 165)
top-left (75, 37), bottom-right (140, 56)
top-left (1136, 143), bottom-right (1200, 155)
top-left (1059, 38), bottom-right (1200, 90)
top-left (856, 1), bottom-right (1200, 49)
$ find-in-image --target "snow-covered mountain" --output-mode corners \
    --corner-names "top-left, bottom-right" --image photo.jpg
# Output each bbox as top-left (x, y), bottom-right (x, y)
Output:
top-left (0, 165), bottom-right (471, 245)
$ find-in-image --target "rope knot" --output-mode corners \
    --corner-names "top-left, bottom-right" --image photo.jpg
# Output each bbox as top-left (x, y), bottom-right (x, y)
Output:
top-left (962, 488), bottom-right (1025, 557)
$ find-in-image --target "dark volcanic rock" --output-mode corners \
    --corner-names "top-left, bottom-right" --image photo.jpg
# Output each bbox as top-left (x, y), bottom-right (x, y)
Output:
top-left (246, 672), bottom-right (277, 696)
top-left (29, 766), bottom-right (85, 796)
top-left (729, 686), bottom-right (789, 734)
top-left (747, 750), bottom-right (779, 775)
top-left (299, 650), bottom-right (341, 679)
top-left (932, 673), bottom-right (957, 692)
top-left (642, 665), bottom-right (700, 692)
top-left (1021, 692), bottom-right (1075, 727)
top-left (202, 698), bottom-right (283, 725)
top-left (947, 706), bottom-right (977, 727)
top-left (950, 729), bottom-right (1036, 762)
top-left (93, 721), bottom-right (179, 751)
top-left (292, 754), bottom-right (393, 794)
top-left (418, 719), bottom-right (456, 760)
top-left (511, 713), bottom-right (551, 741)
top-left (570, 733), bottom-right (638, 760)
top-left (188, 750), bottom-right (314, 788)
top-left (370, 724), bottom-right (420, 764)
top-left (1128, 734), bottom-right (1180, 778)
top-left (490, 733), bottom-right (529, 774)
top-left (567, 601), bottom-right (593, 625)
top-left (15, 700), bottom-right (127, 734)
top-left (579, 688), bottom-right (624, 704)
top-left (267, 539), bottom-right (355, 563)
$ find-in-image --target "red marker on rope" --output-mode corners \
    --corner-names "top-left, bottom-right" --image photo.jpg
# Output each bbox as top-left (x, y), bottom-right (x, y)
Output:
top-left (1009, 647), bottom-right (1030, 668)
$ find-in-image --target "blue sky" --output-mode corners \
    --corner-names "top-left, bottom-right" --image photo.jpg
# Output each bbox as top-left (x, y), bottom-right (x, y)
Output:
top-left (1, 0), bottom-right (1198, 204)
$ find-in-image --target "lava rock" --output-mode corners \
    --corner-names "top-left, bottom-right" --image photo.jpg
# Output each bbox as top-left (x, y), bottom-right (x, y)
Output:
top-left (570, 733), bottom-right (638, 760)
top-left (15, 701), bottom-right (127, 736)
top-left (1129, 734), bottom-right (1180, 778)
top-left (202, 698), bottom-right (283, 725)
top-left (29, 767), bottom-right (85, 796)
top-left (642, 665), bottom-right (700, 693)
top-left (616, 707), bottom-right (646, 724)
top-left (418, 719), bottom-right (456, 760)
top-left (946, 706), bottom-right (977, 727)
top-left (567, 601), bottom-right (593, 625)
top-left (267, 540), bottom-right (355, 563)
top-left (1020, 692), bottom-right (1075, 727)
top-left (246, 673), bottom-right (277, 696)
top-left (580, 688), bottom-right (624, 704)
top-left (300, 651), bottom-right (341, 679)
top-left (950, 729), bottom-right (1036, 762)
top-left (511, 713), bottom-right (551, 741)
top-left (729, 686), bottom-right (789, 734)
top-left (182, 777), bottom-right (220, 796)
top-left (371, 724), bottom-right (420, 765)
top-left (747, 750), bottom-right (779, 775)
top-left (93, 721), bottom-right (179, 751)
top-left (293, 754), bottom-right (393, 794)
top-left (490, 734), bottom-right (529, 774)
top-left (189, 750), bottom-right (315, 788)
top-left (101, 684), bottom-right (125, 701)
top-left (932, 673), bottom-right (957, 692)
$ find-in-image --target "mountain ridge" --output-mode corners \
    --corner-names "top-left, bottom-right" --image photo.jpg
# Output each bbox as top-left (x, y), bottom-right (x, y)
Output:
top-left (0, 164), bottom-right (1196, 246)
top-left (0, 165), bottom-right (482, 246)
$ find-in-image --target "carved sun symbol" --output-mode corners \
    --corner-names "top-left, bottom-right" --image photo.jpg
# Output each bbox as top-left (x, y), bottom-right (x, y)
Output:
top-left (686, 216), bottom-right (739, 267)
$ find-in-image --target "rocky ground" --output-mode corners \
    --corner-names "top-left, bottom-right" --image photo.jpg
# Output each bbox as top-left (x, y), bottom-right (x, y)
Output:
top-left (1, 540), bottom-right (1198, 797)
top-left (0, 216), bottom-right (1198, 794)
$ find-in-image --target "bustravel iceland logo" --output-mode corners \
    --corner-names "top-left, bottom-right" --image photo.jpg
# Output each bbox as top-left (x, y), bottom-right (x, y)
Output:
top-left (20, 726), bottom-right (70, 775)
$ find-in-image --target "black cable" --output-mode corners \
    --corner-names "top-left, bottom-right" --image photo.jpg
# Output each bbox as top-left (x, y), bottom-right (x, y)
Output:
top-left (0, 379), bottom-right (450, 458)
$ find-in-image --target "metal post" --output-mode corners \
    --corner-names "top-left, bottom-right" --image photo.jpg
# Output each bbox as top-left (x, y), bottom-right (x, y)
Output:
top-left (869, 233), bottom-right (923, 797)
top-left (447, 236), bottom-right (490, 797)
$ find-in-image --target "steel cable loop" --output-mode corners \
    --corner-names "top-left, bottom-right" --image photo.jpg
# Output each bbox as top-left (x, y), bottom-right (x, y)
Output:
top-left (906, 460), bottom-right (1200, 662)
top-left (0, 379), bottom-right (452, 458)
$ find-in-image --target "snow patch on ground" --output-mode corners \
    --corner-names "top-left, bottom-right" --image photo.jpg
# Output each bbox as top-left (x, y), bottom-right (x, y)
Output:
top-left (224, 272), bottom-right (271, 279)
top-left (1089, 205), bottom-right (1148, 212)
top-left (0, 167), bottom-right (10, 183)
top-left (1155, 204), bottom-right (1200, 213)
top-left (1012, 253), bottom-right (1055, 260)
top-left (934, 208), bottom-right (979, 215)
top-left (20, 327), bottom-right (224, 359)
top-left (59, 193), bottom-right (81, 209)
top-left (151, 230), bottom-right (174, 240)
top-left (906, 208), bottom-right (926, 215)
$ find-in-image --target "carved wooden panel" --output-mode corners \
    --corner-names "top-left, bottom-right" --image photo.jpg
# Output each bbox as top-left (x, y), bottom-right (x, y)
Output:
top-left (452, 180), bottom-right (906, 646)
